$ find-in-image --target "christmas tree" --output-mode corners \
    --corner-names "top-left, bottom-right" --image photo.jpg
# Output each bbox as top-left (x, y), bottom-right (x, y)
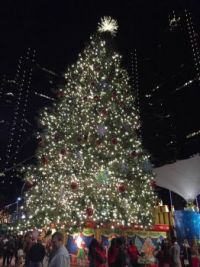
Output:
top-left (21, 17), bottom-right (157, 232)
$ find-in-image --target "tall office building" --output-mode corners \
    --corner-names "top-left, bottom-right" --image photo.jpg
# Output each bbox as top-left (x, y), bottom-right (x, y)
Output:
top-left (138, 8), bottom-right (200, 167)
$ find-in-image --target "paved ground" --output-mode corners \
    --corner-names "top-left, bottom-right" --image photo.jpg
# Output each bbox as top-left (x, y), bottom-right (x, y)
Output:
top-left (0, 256), bottom-right (88, 267)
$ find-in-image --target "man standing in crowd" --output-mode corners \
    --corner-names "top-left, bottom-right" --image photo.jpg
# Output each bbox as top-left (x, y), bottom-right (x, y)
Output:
top-left (28, 238), bottom-right (46, 267)
top-left (48, 232), bottom-right (70, 267)
top-left (170, 237), bottom-right (182, 267)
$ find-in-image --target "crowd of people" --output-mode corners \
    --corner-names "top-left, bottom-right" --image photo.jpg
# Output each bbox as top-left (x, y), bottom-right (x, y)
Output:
top-left (87, 237), bottom-right (200, 267)
top-left (0, 231), bottom-right (200, 267)
top-left (155, 238), bottom-right (200, 267)
top-left (0, 231), bottom-right (70, 267)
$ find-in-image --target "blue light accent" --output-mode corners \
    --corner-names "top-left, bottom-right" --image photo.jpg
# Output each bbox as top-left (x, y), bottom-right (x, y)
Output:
top-left (174, 210), bottom-right (200, 240)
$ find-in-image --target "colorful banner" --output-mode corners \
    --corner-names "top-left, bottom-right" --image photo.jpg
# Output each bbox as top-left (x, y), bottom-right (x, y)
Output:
top-left (66, 228), bottom-right (167, 255)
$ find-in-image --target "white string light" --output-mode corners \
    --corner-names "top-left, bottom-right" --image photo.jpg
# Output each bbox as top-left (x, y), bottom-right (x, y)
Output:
top-left (131, 49), bottom-right (140, 114)
top-left (2, 48), bottom-right (36, 184)
top-left (185, 10), bottom-right (200, 80)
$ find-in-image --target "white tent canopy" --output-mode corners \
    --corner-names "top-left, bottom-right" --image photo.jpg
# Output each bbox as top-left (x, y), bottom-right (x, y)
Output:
top-left (154, 155), bottom-right (200, 202)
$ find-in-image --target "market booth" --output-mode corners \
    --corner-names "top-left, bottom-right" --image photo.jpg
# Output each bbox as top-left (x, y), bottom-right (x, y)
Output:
top-left (66, 205), bottom-right (172, 266)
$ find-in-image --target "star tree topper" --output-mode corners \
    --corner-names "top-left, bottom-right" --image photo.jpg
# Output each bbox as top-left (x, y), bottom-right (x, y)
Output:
top-left (98, 16), bottom-right (118, 36)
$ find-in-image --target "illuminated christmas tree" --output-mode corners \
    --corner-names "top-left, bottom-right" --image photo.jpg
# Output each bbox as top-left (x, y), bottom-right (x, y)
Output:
top-left (21, 17), bottom-right (157, 232)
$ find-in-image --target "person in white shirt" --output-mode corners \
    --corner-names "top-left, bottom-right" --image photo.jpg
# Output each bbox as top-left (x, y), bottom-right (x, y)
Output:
top-left (48, 232), bottom-right (70, 267)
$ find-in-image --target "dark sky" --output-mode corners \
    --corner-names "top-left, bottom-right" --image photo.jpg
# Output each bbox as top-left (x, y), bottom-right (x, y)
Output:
top-left (0, 0), bottom-right (178, 71)
top-left (1, 0), bottom-right (200, 71)
top-left (0, 0), bottom-right (200, 209)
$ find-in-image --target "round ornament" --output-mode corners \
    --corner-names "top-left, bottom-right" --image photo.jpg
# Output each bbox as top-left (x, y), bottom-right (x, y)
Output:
top-left (41, 155), bottom-right (48, 165)
top-left (25, 180), bottom-right (36, 190)
top-left (86, 207), bottom-right (93, 216)
top-left (118, 184), bottom-right (126, 193)
top-left (130, 151), bottom-right (137, 158)
top-left (71, 181), bottom-right (78, 190)
top-left (25, 180), bottom-right (33, 187)
top-left (55, 90), bottom-right (64, 99)
top-left (111, 137), bottom-right (118, 145)
top-left (96, 139), bottom-right (102, 146)
top-left (60, 148), bottom-right (67, 155)
top-left (94, 95), bottom-right (100, 101)
top-left (85, 220), bottom-right (95, 228)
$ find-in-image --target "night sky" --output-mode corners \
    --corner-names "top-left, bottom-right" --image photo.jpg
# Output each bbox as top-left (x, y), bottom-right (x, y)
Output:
top-left (0, 0), bottom-right (200, 209)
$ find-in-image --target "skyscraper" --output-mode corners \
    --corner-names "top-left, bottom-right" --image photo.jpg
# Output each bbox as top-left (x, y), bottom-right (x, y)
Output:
top-left (0, 48), bottom-right (36, 206)
top-left (139, 8), bottom-right (200, 167)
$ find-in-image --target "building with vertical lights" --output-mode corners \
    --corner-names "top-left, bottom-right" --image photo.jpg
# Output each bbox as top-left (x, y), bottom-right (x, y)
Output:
top-left (0, 48), bottom-right (36, 207)
top-left (138, 8), bottom-right (200, 167)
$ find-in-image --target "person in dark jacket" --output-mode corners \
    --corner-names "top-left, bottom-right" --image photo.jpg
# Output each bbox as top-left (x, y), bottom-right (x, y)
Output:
top-left (0, 236), bottom-right (4, 258)
top-left (28, 238), bottom-right (45, 267)
top-left (2, 236), bottom-right (10, 267)
top-left (88, 238), bottom-right (106, 267)
top-left (114, 237), bottom-right (127, 267)
top-left (156, 239), bottom-right (171, 267)
top-left (108, 238), bottom-right (118, 267)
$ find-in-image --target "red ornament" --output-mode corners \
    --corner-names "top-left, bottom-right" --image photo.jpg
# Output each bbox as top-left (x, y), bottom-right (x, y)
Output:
top-left (111, 137), bottom-right (118, 145)
top-left (60, 148), bottom-right (66, 155)
top-left (130, 151), bottom-right (137, 158)
top-left (55, 90), bottom-right (64, 98)
top-left (41, 155), bottom-right (48, 165)
top-left (25, 180), bottom-right (33, 188)
top-left (94, 95), bottom-right (100, 101)
top-left (86, 207), bottom-right (93, 217)
top-left (150, 180), bottom-right (156, 189)
top-left (96, 139), bottom-right (102, 146)
top-left (25, 181), bottom-right (37, 191)
top-left (85, 220), bottom-right (95, 228)
top-left (118, 184), bottom-right (126, 193)
top-left (70, 181), bottom-right (78, 190)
